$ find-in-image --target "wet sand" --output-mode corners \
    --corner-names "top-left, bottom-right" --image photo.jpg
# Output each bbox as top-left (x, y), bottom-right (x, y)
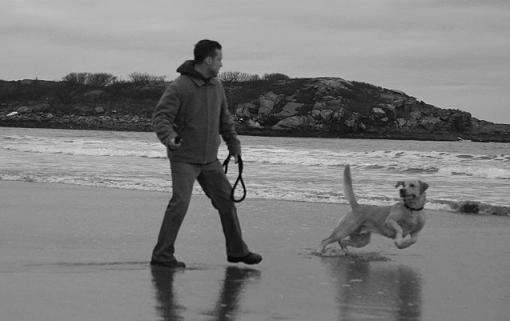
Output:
top-left (1, 181), bottom-right (509, 321)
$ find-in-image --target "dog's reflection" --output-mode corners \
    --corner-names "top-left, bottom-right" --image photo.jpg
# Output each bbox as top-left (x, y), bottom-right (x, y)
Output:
top-left (322, 255), bottom-right (422, 321)
top-left (151, 266), bottom-right (260, 321)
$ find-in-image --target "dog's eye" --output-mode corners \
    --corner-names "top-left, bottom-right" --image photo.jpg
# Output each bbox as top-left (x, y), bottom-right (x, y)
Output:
top-left (410, 184), bottom-right (415, 187)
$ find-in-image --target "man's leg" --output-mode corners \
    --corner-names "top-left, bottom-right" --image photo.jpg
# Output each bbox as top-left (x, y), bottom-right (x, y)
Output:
top-left (197, 160), bottom-right (250, 258)
top-left (152, 161), bottom-right (199, 264)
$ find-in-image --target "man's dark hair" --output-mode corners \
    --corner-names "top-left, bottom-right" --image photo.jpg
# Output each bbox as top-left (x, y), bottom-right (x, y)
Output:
top-left (194, 39), bottom-right (222, 64)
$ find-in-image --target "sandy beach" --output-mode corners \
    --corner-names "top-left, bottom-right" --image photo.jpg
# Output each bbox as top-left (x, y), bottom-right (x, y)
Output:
top-left (1, 181), bottom-right (509, 321)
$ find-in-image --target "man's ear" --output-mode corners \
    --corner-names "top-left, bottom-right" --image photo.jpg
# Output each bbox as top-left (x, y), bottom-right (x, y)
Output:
top-left (419, 181), bottom-right (429, 194)
top-left (395, 181), bottom-right (405, 188)
top-left (205, 56), bottom-right (212, 65)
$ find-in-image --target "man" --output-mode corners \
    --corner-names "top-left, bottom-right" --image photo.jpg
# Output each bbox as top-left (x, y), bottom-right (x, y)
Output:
top-left (151, 39), bottom-right (262, 268)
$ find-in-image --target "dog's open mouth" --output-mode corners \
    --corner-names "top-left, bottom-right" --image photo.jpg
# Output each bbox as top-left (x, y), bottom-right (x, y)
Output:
top-left (400, 189), bottom-right (415, 200)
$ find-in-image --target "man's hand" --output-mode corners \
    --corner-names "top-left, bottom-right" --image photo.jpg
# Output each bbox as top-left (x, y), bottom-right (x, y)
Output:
top-left (167, 137), bottom-right (182, 150)
top-left (231, 153), bottom-right (241, 164)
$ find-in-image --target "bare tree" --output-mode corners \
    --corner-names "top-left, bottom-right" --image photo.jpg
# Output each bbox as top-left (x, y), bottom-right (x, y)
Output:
top-left (262, 73), bottom-right (290, 81)
top-left (219, 71), bottom-right (260, 82)
top-left (128, 72), bottom-right (166, 84)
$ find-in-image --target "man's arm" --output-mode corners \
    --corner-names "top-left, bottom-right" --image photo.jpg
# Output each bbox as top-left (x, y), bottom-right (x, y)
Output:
top-left (219, 88), bottom-right (241, 157)
top-left (152, 84), bottom-right (181, 147)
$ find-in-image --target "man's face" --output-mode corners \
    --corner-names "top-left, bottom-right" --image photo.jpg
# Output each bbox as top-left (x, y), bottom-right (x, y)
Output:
top-left (207, 49), bottom-right (223, 77)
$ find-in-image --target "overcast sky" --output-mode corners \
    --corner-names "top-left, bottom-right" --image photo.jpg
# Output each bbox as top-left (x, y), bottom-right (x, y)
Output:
top-left (2, 0), bottom-right (509, 123)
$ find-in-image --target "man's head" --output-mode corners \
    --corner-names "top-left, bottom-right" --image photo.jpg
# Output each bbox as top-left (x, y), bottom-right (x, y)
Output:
top-left (193, 39), bottom-right (223, 78)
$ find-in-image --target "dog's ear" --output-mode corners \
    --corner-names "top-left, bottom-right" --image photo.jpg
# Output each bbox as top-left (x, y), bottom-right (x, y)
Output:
top-left (419, 181), bottom-right (429, 194)
top-left (395, 181), bottom-right (405, 188)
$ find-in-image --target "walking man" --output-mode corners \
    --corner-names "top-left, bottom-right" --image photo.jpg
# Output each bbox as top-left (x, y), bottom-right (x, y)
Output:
top-left (151, 39), bottom-right (262, 268)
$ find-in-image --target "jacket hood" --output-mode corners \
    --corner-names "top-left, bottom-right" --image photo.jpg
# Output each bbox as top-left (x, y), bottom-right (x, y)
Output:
top-left (176, 60), bottom-right (211, 82)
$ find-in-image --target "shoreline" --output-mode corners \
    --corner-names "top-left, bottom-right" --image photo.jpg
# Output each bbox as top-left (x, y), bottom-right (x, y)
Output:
top-left (2, 122), bottom-right (509, 143)
top-left (1, 179), bottom-right (508, 216)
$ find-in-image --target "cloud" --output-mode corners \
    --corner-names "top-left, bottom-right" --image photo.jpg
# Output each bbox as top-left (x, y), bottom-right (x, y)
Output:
top-left (1, 0), bottom-right (509, 122)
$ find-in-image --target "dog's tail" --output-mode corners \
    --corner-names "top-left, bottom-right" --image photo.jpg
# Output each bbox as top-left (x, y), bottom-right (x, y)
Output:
top-left (343, 165), bottom-right (359, 209)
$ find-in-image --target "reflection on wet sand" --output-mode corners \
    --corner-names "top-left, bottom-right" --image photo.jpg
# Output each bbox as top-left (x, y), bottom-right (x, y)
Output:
top-left (321, 254), bottom-right (422, 321)
top-left (151, 266), bottom-right (185, 321)
top-left (151, 266), bottom-right (260, 321)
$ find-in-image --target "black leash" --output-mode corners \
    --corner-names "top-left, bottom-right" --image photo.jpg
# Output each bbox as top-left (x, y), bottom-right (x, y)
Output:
top-left (222, 154), bottom-right (246, 203)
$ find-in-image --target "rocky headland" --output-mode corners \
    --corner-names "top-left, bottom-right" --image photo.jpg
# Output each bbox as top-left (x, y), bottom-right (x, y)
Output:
top-left (1, 77), bottom-right (509, 142)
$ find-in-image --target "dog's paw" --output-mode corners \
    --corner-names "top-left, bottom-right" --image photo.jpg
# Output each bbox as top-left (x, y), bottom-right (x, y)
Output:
top-left (320, 247), bottom-right (349, 257)
top-left (394, 239), bottom-right (408, 249)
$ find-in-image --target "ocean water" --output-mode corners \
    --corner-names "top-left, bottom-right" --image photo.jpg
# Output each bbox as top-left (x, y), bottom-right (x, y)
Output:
top-left (1, 127), bottom-right (509, 214)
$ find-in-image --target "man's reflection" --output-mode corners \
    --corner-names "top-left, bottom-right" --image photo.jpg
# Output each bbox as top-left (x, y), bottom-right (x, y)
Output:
top-left (322, 255), bottom-right (422, 321)
top-left (151, 266), bottom-right (260, 321)
top-left (209, 266), bottom-right (261, 321)
top-left (151, 266), bottom-right (185, 321)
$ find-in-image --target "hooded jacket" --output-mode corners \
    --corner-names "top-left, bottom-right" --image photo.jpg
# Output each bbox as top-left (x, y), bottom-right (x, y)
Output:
top-left (152, 60), bottom-right (241, 164)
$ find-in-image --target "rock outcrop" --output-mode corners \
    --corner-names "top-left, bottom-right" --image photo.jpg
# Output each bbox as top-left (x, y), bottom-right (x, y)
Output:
top-left (1, 77), bottom-right (509, 142)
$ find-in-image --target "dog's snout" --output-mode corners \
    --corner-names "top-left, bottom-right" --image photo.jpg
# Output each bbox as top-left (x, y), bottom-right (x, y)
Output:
top-left (399, 189), bottom-right (406, 197)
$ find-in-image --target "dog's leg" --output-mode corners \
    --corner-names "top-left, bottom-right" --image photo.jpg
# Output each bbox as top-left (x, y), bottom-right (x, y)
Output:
top-left (340, 233), bottom-right (371, 249)
top-left (318, 213), bottom-right (360, 254)
top-left (385, 218), bottom-right (405, 247)
top-left (395, 232), bottom-right (419, 249)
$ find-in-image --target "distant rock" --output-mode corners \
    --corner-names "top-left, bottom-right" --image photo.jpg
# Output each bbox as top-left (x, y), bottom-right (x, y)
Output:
top-left (258, 92), bottom-right (282, 116)
top-left (17, 106), bottom-right (31, 114)
top-left (235, 103), bottom-right (256, 118)
top-left (94, 106), bottom-right (105, 114)
top-left (0, 77), bottom-right (509, 142)
top-left (272, 115), bottom-right (313, 130)
top-left (246, 119), bottom-right (262, 128)
top-left (31, 103), bottom-right (51, 112)
top-left (276, 102), bottom-right (303, 118)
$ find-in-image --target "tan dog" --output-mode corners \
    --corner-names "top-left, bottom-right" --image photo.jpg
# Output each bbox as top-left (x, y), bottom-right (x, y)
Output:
top-left (319, 165), bottom-right (429, 254)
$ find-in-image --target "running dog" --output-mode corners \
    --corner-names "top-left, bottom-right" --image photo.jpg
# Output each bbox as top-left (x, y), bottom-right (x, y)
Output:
top-left (319, 165), bottom-right (429, 254)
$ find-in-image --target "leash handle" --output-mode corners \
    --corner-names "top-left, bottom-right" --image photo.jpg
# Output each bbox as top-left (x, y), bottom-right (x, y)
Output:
top-left (223, 154), bottom-right (246, 203)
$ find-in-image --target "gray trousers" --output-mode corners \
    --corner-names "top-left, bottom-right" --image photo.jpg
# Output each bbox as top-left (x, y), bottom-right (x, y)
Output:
top-left (152, 160), bottom-right (249, 263)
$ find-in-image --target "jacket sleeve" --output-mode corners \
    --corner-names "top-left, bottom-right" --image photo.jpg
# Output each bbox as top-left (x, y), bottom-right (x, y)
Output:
top-left (152, 84), bottom-right (180, 146)
top-left (219, 89), bottom-right (241, 155)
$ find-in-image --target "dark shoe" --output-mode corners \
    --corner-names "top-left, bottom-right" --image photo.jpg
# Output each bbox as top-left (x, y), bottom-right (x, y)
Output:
top-left (227, 252), bottom-right (262, 265)
top-left (150, 259), bottom-right (186, 269)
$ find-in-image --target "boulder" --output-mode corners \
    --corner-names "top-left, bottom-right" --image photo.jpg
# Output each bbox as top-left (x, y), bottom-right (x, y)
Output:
top-left (410, 111), bottom-right (422, 119)
top-left (325, 99), bottom-right (345, 111)
top-left (311, 110), bottom-right (321, 120)
top-left (344, 113), bottom-right (362, 130)
top-left (258, 92), bottom-right (282, 116)
top-left (312, 101), bottom-right (327, 111)
top-left (396, 118), bottom-right (407, 128)
top-left (314, 78), bottom-right (353, 96)
top-left (235, 103), bottom-right (256, 118)
top-left (276, 102), bottom-right (304, 118)
top-left (332, 109), bottom-right (346, 121)
top-left (94, 106), bottom-right (105, 114)
top-left (247, 119), bottom-right (262, 129)
top-left (419, 116), bottom-right (442, 128)
top-left (320, 109), bottom-right (334, 122)
top-left (372, 107), bottom-right (386, 116)
top-left (30, 103), bottom-right (51, 112)
top-left (272, 116), bottom-right (311, 130)
top-left (17, 106), bottom-right (31, 114)
top-left (449, 111), bottom-right (472, 131)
